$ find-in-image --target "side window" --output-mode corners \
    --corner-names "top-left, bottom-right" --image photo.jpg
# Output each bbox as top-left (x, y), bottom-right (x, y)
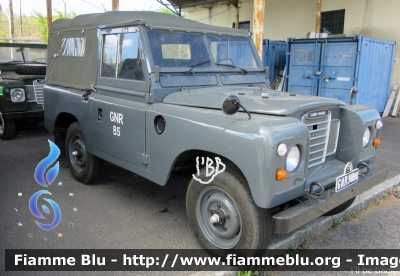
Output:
top-left (118, 33), bottom-right (144, 81)
top-left (101, 34), bottom-right (118, 78)
top-left (101, 30), bottom-right (144, 81)
top-left (321, 9), bottom-right (345, 35)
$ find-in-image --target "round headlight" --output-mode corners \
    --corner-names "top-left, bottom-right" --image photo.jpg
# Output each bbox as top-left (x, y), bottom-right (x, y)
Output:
top-left (10, 88), bottom-right (25, 102)
top-left (277, 143), bottom-right (287, 156)
top-left (363, 128), bottom-right (371, 147)
top-left (286, 146), bottom-right (300, 172)
top-left (375, 120), bottom-right (383, 130)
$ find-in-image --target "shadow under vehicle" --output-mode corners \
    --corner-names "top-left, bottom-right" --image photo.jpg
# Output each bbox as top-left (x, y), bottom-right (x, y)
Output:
top-left (43, 12), bottom-right (388, 257)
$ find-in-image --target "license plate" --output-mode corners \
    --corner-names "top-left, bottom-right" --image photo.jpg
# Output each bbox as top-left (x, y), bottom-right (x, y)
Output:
top-left (335, 169), bottom-right (359, 192)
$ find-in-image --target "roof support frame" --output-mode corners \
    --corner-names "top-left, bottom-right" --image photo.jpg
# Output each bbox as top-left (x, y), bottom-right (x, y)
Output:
top-left (156, 0), bottom-right (182, 16)
top-left (157, 0), bottom-right (239, 15)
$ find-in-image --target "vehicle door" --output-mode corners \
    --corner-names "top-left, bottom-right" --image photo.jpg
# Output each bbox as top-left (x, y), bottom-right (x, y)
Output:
top-left (92, 26), bottom-right (148, 169)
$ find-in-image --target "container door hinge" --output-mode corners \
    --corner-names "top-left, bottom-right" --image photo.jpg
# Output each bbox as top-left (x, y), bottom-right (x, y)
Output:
top-left (144, 93), bottom-right (152, 103)
top-left (141, 154), bottom-right (149, 165)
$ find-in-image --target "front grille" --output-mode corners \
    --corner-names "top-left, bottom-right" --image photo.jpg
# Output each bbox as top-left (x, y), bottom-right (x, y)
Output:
top-left (25, 80), bottom-right (45, 104)
top-left (33, 79), bottom-right (45, 104)
top-left (327, 119), bottom-right (340, 155)
top-left (303, 111), bottom-right (339, 168)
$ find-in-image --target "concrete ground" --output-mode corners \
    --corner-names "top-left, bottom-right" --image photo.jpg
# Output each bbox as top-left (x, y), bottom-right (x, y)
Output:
top-left (0, 117), bottom-right (399, 276)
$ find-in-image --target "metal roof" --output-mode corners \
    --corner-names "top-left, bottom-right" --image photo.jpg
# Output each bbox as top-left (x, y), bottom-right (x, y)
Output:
top-left (156, 0), bottom-right (238, 16)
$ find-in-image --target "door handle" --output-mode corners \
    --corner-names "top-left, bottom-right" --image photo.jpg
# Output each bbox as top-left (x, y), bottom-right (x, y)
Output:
top-left (315, 71), bottom-right (322, 76)
top-left (324, 76), bottom-right (336, 82)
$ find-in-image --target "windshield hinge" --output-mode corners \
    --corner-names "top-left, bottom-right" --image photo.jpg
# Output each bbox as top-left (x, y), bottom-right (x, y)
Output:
top-left (82, 90), bottom-right (91, 102)
top-left (141, 154), bottom-right (149, 165)
top-left (144, 93), bottom-right (152, 103)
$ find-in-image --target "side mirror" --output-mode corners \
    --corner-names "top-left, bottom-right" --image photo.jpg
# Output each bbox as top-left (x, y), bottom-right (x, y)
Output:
top-left (222, 95), bottom-right (240, 115)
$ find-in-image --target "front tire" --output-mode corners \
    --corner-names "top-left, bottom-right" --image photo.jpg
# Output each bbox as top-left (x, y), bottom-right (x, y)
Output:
top-left (186, 166), bottom-right (272, 257)
top-left (65, 122), bottom-right (102, 184)
top-left (0, 112), bottom-right (16, 140)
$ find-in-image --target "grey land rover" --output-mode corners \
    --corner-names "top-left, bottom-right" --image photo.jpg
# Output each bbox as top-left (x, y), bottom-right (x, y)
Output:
top-left (44, 11), bottom-right (388, 256)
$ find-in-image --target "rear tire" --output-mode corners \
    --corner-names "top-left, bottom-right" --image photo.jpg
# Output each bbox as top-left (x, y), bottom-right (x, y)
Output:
top-left (65, 122), bottom-right (102, 184)
top-left (0, 112), bottom-right (16, 140)
top-left (323, 197), bottom-right (356, 216)
top-left (186, 165), bottom-right (272, 257)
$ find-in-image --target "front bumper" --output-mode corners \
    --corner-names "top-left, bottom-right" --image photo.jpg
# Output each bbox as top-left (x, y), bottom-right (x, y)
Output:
top-left (2, 110), bottom-right (44, 120)
top-left (272, 164), bottom-right (389, 234)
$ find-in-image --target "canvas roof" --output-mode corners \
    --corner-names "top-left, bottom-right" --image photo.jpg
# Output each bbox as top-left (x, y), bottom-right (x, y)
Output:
top-left (49, 11), bottom-right (249, 37)
top-left (46, 11), bottom-right (250, 91)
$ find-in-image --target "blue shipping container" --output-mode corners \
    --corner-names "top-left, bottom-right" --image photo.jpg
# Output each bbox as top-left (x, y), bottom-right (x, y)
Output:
top-left (285, 35), bottom-right (396, 113)
top-left (263, 39), bottom-right (288, 82)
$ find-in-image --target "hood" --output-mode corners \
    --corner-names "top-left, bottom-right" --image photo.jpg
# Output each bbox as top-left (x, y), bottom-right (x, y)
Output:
top-left (162, 87), bottom-right (345, 116)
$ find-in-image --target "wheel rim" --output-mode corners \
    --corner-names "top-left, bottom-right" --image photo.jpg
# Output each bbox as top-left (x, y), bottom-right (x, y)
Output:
top-left (0, 112), bottom-right (4, 135)
top-left (68, 133), bottom-right (87, 173)
top-left (195, 186), bottom-right (242, 249)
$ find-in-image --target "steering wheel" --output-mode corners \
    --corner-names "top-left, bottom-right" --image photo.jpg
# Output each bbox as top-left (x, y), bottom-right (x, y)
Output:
top-left (216, 58), bottom-right (234, 65)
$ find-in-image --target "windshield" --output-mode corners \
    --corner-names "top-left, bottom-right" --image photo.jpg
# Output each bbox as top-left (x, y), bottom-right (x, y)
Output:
top-left (206, 36), bottom-right (261, 68)
top-left (147, 31), bottom-right (210, 68)
top-left (0, 46), bottom-right (47, 63)
top-left (24, 48), bottom-right (47, 63)
top-left (146, 30), bottom-right (261, 69)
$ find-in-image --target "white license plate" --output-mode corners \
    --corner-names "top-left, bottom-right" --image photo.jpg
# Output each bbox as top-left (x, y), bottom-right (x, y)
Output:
top-left (335, 169), bottom-right (359, 192)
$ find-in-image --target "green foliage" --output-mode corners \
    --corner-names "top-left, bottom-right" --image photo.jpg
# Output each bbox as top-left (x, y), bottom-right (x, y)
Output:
top-left (343, 214), bottom-right (351, 222)
top-left (0, 12), bottom-right (45, 42)
top-left (237, 271), bottom-right (252, 276)
top-left (237, 270), bottom-right (267, 276)
top-left (32, 10), bottom-right (76, 43)
top-left (32, 11), bottom-right (47, 43)
top-left (333, 218), bottom-right (343, 227)
top-left (0, 9), bottom-right (75, 43)
top-left (154, 7), bottom-right (187, 18)
top-left (287, 244), bottom-right (300, 251)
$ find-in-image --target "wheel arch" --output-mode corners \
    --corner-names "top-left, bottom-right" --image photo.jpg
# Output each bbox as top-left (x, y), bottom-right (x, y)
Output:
top-left (169, 149), bottom-right (249, 186)
top-left (53, 112), bottom-right (79, 132)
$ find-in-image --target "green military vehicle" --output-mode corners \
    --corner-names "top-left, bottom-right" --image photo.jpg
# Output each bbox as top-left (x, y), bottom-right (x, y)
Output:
top-left (44, 12), bottom-right (388, 256)
top-left (0, 42), bottom-right (47, 140)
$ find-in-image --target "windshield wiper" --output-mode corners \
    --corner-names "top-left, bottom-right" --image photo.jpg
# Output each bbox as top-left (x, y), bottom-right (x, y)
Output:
top-left (185, 59), bottom-right (211, 75)
top-left (215, 62), bottom-right (248, 74)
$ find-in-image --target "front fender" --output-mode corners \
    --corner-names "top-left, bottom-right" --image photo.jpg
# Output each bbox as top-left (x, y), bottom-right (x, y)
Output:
top-left (147, 103), bottom-right (309, 208)
top-left (336, 105), bottom-right (381, 166)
